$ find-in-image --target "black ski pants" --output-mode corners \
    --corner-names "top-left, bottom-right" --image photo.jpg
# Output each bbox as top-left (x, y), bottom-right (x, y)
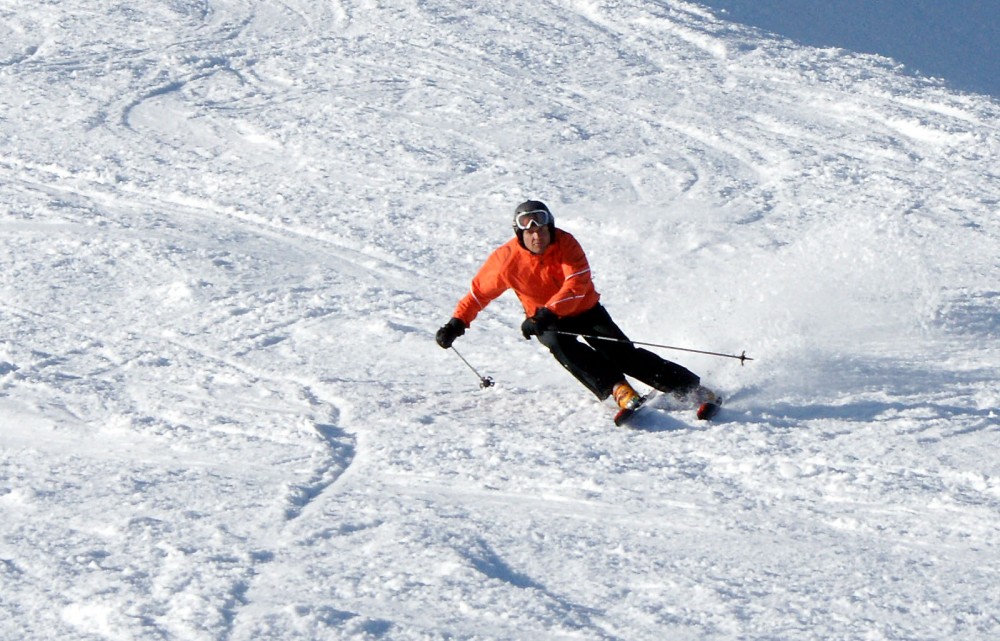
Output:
top-left (536, 304), bottom-right (699, 400)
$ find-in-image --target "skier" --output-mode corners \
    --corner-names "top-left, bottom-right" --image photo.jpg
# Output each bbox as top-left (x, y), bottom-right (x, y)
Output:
top-left (435, 200), bottom-right (716, 417)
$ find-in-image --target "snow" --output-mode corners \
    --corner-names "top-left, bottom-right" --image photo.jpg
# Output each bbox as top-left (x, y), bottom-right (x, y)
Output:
top-left (1, 1), bottom-right (998, 639)
top-left (696, 0), bottom-right (1000, 98)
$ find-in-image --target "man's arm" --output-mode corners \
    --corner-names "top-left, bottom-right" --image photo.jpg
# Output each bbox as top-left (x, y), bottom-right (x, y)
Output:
top-left (452, 245), bottom-right (512, 327)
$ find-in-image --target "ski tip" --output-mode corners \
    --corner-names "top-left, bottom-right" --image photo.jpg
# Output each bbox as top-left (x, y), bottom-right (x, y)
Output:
top-left (613, 396), bottom-right (647, 427)
top-left (613, 406), bottom-right (635, 427)
top-left (696, 400), bottom-right (722, 421)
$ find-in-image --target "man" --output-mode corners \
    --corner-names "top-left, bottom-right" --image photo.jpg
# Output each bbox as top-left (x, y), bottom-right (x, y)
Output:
top-left (435, 200), bottom-right (714, 415)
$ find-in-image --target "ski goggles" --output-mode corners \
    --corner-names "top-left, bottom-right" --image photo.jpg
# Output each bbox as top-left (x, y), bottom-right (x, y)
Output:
top-left (514, 209), bottom-right (552, 230)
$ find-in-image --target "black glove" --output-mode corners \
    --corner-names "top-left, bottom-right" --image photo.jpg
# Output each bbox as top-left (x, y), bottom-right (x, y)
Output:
top-left (435, 317), bottom-right (466, 349)
top-left (520, 307), bottom-right (557, 339)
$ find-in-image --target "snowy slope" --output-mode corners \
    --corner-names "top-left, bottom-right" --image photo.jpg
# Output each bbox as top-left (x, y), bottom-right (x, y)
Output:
top-left (1, 1), bottom-right (998, 639)
top-left (697, 0), bottom-right (1000, 97)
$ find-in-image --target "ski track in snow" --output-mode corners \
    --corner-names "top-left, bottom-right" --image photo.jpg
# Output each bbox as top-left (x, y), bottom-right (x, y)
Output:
top-left (1, 1), bottom-right (999, 640)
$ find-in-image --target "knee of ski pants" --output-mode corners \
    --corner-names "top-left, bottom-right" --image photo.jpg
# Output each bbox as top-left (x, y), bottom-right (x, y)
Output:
top-left (536, 330), bottom-right (619, 397)
top-left (536, 329), bottom-right (563, 352)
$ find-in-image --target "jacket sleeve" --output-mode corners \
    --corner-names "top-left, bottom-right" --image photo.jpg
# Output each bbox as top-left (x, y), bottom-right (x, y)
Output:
top-left (452, 246), bottom-right (511, 327)
top-left (544, 234), bottom-right (599, 318)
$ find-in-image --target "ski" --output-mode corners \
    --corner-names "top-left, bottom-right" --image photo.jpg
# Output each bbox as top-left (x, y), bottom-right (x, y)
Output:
top-left (614, 389), bottom-right (723, 427)
top-left (613, 395), bottom-right (648, 426)
top-left (696, 399), bottom-right (723, 420)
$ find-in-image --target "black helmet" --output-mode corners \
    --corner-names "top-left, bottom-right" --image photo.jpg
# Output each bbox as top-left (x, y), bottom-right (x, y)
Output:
top-left (512, 200), bottom-right (556, 247)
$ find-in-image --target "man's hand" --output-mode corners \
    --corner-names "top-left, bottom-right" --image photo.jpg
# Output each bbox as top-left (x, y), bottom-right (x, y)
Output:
top-left (520, 308), bottom-right (557, 339)
top-left (435, 317), bottom-right (466, 349)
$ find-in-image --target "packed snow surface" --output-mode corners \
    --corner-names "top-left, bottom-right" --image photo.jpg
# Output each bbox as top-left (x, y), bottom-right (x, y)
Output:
top-left (698, 0), bottom-right (1000, 97)
top-left (1, 1), bottom-right (998, 640)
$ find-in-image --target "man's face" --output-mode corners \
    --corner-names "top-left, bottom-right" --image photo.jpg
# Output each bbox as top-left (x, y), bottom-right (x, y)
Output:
top-left (523, 224), bottom-right (551, 254)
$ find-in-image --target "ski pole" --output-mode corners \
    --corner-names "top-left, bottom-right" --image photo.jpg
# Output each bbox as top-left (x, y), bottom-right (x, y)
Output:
top-left (449, 346), bottom-right (495, 388)
top-left (555, 331), bottom-right (754, 365)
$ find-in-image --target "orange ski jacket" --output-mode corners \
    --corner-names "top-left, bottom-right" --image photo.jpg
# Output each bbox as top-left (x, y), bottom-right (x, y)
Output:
top-left (452, 229), bottom-right (600, 327)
